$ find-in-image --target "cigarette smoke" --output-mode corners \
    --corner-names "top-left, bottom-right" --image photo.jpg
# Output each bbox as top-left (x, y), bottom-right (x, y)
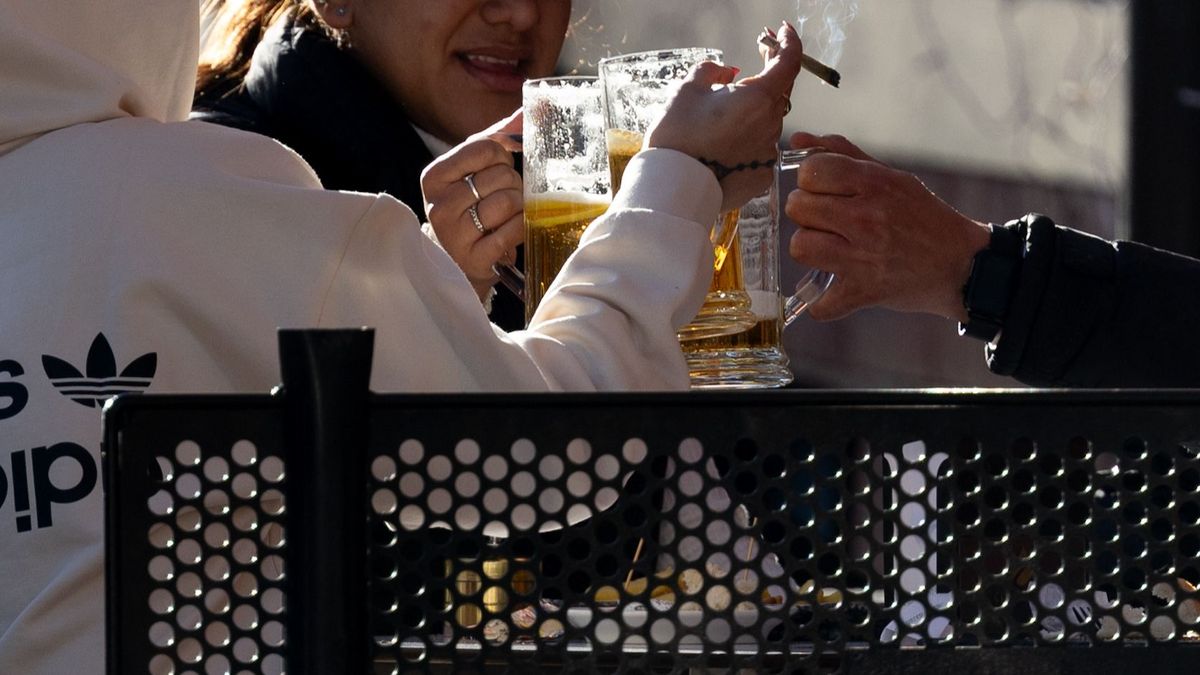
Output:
top-left (796, 0), bottom-right (859, 67)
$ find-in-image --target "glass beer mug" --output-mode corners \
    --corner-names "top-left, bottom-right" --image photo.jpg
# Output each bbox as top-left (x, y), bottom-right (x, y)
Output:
top-left (522, 77), bottom-right (612, 323)
top-left (685, 149), bottom-right (834, 388)
top-left (598, 48), bottom-right (756, 341)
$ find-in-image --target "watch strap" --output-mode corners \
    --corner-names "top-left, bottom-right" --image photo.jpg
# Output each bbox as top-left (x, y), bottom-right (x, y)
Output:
top-left (959, 220), bottom-right (1025, 341)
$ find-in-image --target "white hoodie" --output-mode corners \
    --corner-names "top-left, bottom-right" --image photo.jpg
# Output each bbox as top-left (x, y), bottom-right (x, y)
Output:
top-left (0, 0), bottom-right (720, 671)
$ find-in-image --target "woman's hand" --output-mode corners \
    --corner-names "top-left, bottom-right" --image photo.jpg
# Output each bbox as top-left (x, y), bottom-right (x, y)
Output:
top-left (784, 132), bottom-right (992, 322)
top-left (646, 22), bottom-right (804, 213)
top-left (421, 110), bottom-right (525, 302)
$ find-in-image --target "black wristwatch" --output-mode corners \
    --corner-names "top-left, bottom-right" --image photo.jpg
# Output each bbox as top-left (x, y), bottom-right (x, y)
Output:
top-left (958, 222), bottom-right (1024, 342)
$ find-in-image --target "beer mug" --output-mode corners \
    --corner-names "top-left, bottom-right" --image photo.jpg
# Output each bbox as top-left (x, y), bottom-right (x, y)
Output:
top-left (685, 149), bottom-right (834, 388)
top-left (598, 48), bottom-right (756, 341)
top-left (522, 77), bottom-right (612, 323)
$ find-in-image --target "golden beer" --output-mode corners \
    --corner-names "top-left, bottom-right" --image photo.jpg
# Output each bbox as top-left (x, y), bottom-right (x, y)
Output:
top-left (605, 130), bottom-right (752, 339)
top-left (711, 209), bottom-right (738, 274)
top-left (676, 223), bottom-right (755, 339)
top-left (683, 316), bottom-right (782, 354)
top-left (709, 205), bottom-right (742, 274)
top-left (524, 191), bottom-right (610, 323)
top-left (684, 294), bottom-right (797, 385)
top-left (683, 311), bottom-right (793, 388)
top-left (605, 128), bottom-right (642, 195)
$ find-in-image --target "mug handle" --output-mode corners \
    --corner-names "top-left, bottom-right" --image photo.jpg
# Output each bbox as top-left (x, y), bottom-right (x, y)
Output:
top-left (778, 147), bottom-right (835, 326)
top-left (494, 262), bottom-right (526, 303)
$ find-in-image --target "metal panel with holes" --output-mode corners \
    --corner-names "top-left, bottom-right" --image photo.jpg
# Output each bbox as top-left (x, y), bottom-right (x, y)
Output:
top-left (106, 388), bottom-right (1200, 674)
top-left (104, 397), bottom-right (289, 675)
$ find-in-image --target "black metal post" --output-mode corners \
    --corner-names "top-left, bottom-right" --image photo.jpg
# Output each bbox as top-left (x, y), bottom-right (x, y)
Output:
top-left (279, 328), bottom-right (374, 674)
top-left (1130, 0), bottom-right (1200, 256)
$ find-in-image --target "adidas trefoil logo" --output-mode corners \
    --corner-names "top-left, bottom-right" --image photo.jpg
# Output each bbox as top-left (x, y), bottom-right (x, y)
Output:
top-left (42, 333), bottom-right (157, 408)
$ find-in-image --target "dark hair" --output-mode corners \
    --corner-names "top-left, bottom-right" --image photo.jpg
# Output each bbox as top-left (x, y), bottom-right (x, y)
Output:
top-left (195, 0), bottom-right (321, 100)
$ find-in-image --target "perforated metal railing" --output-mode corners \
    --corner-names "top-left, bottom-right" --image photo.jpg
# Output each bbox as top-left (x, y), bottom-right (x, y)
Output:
top-left (362, 393), bottom-right (1200, 674)
top-left (108, 400), bottom-right (290, 675)
top-left (104, 332), bottom-right (1200, 675)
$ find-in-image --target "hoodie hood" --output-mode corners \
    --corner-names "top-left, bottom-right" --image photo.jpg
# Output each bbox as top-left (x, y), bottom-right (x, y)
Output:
top-left (0, 0), bottom-right (198, 155)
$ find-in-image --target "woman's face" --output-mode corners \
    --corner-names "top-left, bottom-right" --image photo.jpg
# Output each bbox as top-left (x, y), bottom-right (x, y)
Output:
top-left (348, 0), bottom-right (571, 144)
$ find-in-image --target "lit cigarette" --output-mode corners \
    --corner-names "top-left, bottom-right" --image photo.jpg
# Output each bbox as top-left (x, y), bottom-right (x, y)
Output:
top-left (758, 31), bottom-right (841, 88)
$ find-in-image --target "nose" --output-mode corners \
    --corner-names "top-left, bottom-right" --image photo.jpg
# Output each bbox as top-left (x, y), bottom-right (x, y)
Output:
top-left (480, 0), bottom-right (540, 32)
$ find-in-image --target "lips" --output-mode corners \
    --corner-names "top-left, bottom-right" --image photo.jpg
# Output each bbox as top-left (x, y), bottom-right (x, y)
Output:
top-left (458, 51), bottom-right (528, 93)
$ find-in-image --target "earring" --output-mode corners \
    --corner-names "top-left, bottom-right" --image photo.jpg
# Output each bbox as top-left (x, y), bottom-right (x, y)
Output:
top-left (336, 6), bottom-right (347, 16)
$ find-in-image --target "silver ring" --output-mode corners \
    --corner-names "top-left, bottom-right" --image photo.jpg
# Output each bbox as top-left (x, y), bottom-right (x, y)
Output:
top-left (468, 203), bottom-right (487, 234)
top-left (464, 173), bottom-right (483, 202)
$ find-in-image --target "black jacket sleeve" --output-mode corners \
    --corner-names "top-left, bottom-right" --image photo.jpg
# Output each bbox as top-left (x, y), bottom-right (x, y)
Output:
top-left (987, 214), bottom-right (1200, 387)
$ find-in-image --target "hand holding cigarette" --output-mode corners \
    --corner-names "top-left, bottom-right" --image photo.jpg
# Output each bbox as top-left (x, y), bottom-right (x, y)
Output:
top-left (759, 27), bottom-right (842, 88)
top-left (646, 23), bottom-right (805, 213)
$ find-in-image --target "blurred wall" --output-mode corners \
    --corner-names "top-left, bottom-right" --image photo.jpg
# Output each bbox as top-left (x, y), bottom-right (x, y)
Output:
top-left (564, 0), bottom-right (1129, 387)
top-left (566, 0), bottom-right (1128, 188)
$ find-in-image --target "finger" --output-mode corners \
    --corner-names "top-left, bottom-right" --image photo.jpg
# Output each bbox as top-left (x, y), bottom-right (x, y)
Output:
top-left (424, 175), bottom-right (480, 234)
top-left (788, 226), bottom-right (856, 273)
top-left (422, 138), bottom-right (515, 190)
top-left (473, 163), bottom-right (522, 199)
top-left (785, 231), bottom-right (870, 323)
top-left (786, 190), bottom-right (885, 245)
top-left (766, 22), bottom-right (801, 99)
top-left (473, 212), bottom-right (525, 267)
top-left (788, 154), bottom-right (868, 197)
top-left (444, 164), bottom-right (522, 214)
top-left (789, 132), bottom-right (876, 162)
top-left (475, 187), bottom-right (524, 235)
top-left (741, 21), bottom-right (803, 94)
top-left (806, 279), bottom-right (861, 322)
top-left (759, 25), bottom-right (779, 55)
top-left (757, 27), bottom-right (775, 63)
top-left (778, 21), bottom-right (801, 51)
top-left (685, 60), bottom-right (738, 89)
top-left (469, 108), bottom-right (524, 152)
top-left (787, 189), bottom-right (892, 254)
top-left (483, 211), bottom-right (525, 255)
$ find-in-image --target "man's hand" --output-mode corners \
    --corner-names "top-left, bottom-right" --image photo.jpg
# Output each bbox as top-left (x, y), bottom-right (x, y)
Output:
top-left (784, 132), bottom-right (991, 322)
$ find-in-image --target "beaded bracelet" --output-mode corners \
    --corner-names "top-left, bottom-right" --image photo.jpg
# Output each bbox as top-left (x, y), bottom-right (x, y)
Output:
top-left (696, 157), bottom-right (777, 181)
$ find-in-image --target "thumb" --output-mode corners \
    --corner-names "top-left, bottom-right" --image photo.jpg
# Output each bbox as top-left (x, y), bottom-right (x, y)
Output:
top-left (743, 21), bottom-right (803, 94)
top-left (684, 60), bottom-right (737, 89)
top-left (472, 108), bottom-right (524, 152)
top-left (790, 131), bottom-right (876, 163)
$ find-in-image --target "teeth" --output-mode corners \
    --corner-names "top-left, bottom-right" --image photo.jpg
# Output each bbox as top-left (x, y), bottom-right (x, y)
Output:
top-left (466, 54), bottom-right (520, 68)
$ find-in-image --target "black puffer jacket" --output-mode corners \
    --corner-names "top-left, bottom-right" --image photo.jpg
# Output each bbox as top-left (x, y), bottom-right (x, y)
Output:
top-left (988, 214), bottom-right (1200, 387)
top-left (192, 17), bottom-right (526, 331)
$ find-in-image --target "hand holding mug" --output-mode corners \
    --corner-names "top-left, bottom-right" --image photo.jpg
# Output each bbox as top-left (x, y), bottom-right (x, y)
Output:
top-left (784, 132), bottom-right (991, 322)
top-left (421, 110), bottom-right (525, 302)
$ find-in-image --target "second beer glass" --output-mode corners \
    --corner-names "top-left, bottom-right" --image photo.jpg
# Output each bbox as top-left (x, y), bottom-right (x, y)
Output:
top-left (685, 149), bottom-right (835, 388)
top-left (599, 48), bottom-right (756, 341)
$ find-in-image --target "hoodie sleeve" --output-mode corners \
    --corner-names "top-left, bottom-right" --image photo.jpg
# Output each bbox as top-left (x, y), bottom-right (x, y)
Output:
top-left (319, 148), bottom-right (721, 392)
